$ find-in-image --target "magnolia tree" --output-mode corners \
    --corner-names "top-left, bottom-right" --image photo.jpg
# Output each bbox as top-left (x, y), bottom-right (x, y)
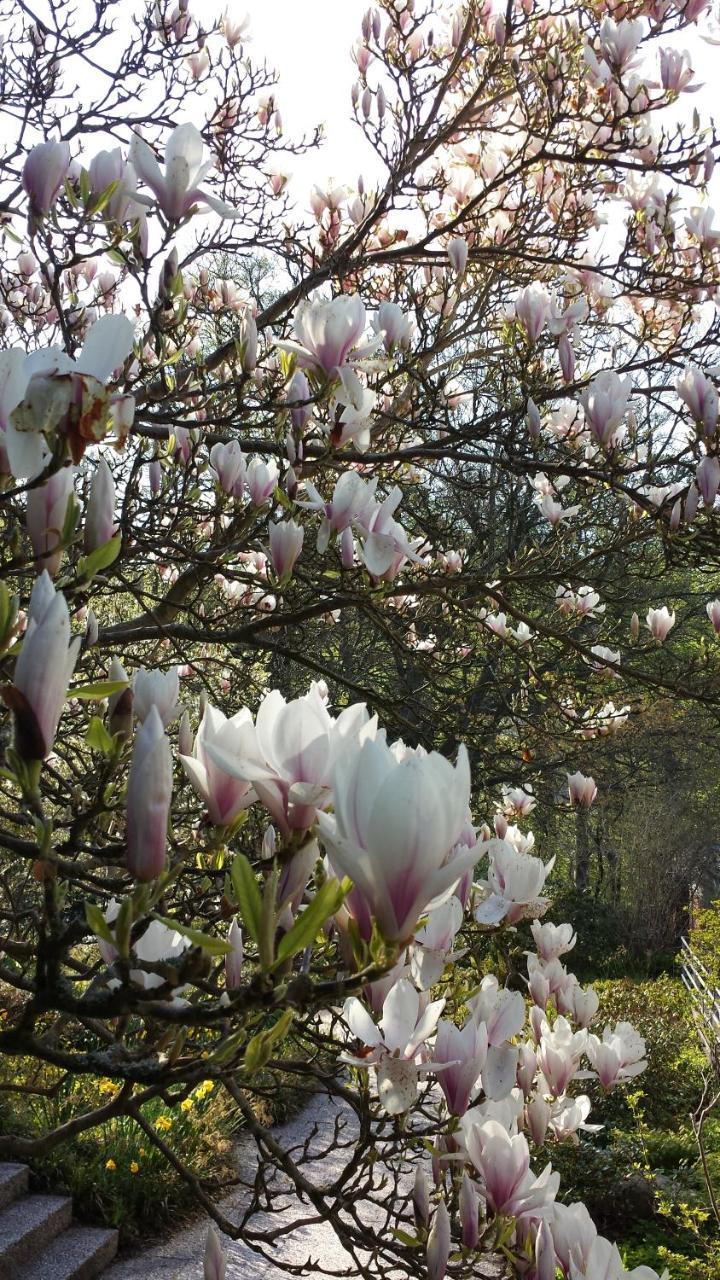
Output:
top-left (0, 1), bottom-right (719, 1278)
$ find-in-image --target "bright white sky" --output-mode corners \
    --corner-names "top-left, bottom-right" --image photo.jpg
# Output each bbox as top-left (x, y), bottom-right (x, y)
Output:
top-left (237, 0), bottom-right (380, 193)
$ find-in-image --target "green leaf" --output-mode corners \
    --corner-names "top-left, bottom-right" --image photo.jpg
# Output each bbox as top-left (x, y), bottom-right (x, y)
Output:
top-left (85, 716), bottom-right (114, 755)
top-left (85, 901), bottom-right (115, 947)
top-left (61, 494), bottom-right (81, 543)
top-left (77, 534), bottom-right (122, 581)
top-left (152, 915), bottom-right (232, 956)
top-left (230, 854), bottom-right (262, 943)
top-left (86, 178), bottom-right (119, 217)
top-left (275, 878), bottom-right (346, 965)
top-left (244, 1009), bottom-right (294, 1074)
top-left (69, 678), bottom-right (129, 701)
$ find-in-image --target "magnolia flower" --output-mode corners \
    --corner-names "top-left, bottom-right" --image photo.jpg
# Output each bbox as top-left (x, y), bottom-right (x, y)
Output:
top-left (89, 147), bottom-right (147, 225)
top-left (568, 1235), bottom-right (625, 1280)
top-left (409, 896), bottom-right (464, 989)
top-left (106, 657), bottom-right (133, 740)
top-left (126, 706), bottom-right (173, 881)
top-left (224, 919), bottom-right (244, 990)
top-left (535, 1016), bottom-right (588, 1097)
top-left (468, 976), bottom-right (526, 1047)
top-left (298, 471), bottom-right (378, 550)
top-left (476, 840), bottom-right (555, 925)
top-left (502, 785), bottom-right (536, 817)
top-left (130, 123), bottom-right (241, 220)
top-left (84, 458), bottom-right (117, 551)
top-left (515, 282), bottom-right (553, 344)
top-left (1, 313), bottom-right (135, 479)
top-left (696, 455), bottom-right (720, 507)
top-left (447, 236), bottom-right (469, 275)
top-left (535, 493), bottom-right (581, 526)
top-left (676, 365), bottom-right (718, 435)
top-left (269, 519), bottom-right (304, 579)
top-left (209, 440), bottom-right (245, 497)
top-left (316, 736), bottom-right (479, 942)
top-left (646, 606), bottom-right (675, 642)
top-left (3, 573), bottom-right (81, 760)
top-left (659, 48), bottom-right (696, 94)
top-left (373, 301), bottom-right (413, 352)
top-left (278, 294), bottom-right (381, 380)
top-left (342, 978), bottom-right (445, 1114)
top-left (685, 205), bottom-right (720, 248)
top-left (129, 919), bottom-right (190, 991)
top-left (180, 705), bottom-right (256, 825)
top-left (531, 920), bottom-right (577, 962)
top-left (706, 599), bottom-right (720, 636)
top-left (204, 1225), bottom-right (227, 1280)
top-left (598, 17), bottom-right (643, 74)
top-left (22, 140), bottom-right (71, 216)
top-left (133, 667), bottom-right (181, 727)
top-left (464, 1119), bottom-right (559, 1221)
top-left (434, 1018), bottom-right (488, 1116)
top-left (246, 455), bottom-right (279, 506)
top-left (551, 1201), bottom-right (598, 1276)
top-left (26, 466), bottom-right (75, 577)
top-left (426, 1200), bottom-right (450, 1280)
top-left (567, 772), bottom-right (597, 807)
top-left (588, 645), bottom-right (621, 677)
top-left (585, 1021), bottom-right (647, 1088)
top-left (565, 983), bottom-right (600, 1029)
top-left (205, 685), bottom-right (377, 836)
top-left (579, 371), bottom-right (632, 448)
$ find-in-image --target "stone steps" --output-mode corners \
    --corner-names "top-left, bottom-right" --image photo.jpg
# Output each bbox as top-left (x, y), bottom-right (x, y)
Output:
top-left (0, 1162), bottom-right (118, 1280)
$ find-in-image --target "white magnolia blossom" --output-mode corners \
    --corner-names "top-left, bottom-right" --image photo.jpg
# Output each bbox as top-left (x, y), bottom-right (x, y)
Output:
top-left (342, 978), bottom-right (445, 1115)
top-left (0, 313), bottom-right (135, 479)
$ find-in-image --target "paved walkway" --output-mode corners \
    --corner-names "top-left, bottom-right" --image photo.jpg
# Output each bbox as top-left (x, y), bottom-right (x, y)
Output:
top-left (106, 1090), bottom-right (504, 1280)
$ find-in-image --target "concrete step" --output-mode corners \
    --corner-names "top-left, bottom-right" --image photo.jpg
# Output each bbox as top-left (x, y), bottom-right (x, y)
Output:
top-left (14, 1224), bottom-right (119, 1280)
top-left (0, 1193), bottom-right (73, 1278)
top-left (0, 1162), bottom-right (29, 1210)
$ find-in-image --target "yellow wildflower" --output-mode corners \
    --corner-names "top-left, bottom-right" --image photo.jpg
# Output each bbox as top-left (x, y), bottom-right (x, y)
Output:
top-left (180, 1097), bottom-right (194, 1113)
top-left (154, 1116), bottom-right (172, 1132)
top-left (105, 1159), bottom-right (116, 1172)
top-left (129, 1161), bottom-right (139, 1174)
top-left (98, 1079), bottom-right (116, 1096)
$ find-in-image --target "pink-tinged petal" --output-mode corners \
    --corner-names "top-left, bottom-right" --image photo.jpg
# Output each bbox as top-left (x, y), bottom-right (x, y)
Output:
top-left (481, 1043), bottom-right (519, 1101)
top-left (380, 978), bottom-right (420, 1053)
top-left (376, 1056), bottom-right (418, 1114)
top-left (342, 996), bottom-right (382, 1048)
top-left (78, 314), bottom-right (135, 382)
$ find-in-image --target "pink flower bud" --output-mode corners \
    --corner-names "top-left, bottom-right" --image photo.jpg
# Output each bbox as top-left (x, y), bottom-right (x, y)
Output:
top-left (567, 771), bottom-right (597, 807)
top-left (22, 141), bottom-right (71, 217)
top-left (269, 519), bottom-right (304, 580)
top-left (412, 1166), bottom-right (430, 1228)
top-left (696, 455), bottom-right (720, 506)
top-left (126, 706), bottom-right (172, 881)
top-left (459, 1173), bottom-right (479, 1248)
top-left (558, 333), bottom-right (575, 383)
top-left (203, 1225), bottom-right (226, 1280)
top-left (630, 612), bottom-right (639, 640)
top-left (225, 918), bottom-right (244, 989)
top-left (426, 1200), bottom-right (450, 1280)
top-left (526, 398), bottom-right (541, 440)
top-left (26, 467), bottom-right (75, 577)
top-left (3, 573), bottom-right (81, 760)
top-left (448, 236), bottom-right (468, 274)
top-left (646, 605), bottom-right (675, 642)
top-left (685, 482), bottom-right (700, 522)
top-left (84, 458), bottom-right (117, 552)
top-left (707, 600), bottom-right (720, 636)
top-left (148, 459), bottom-right (162, 495)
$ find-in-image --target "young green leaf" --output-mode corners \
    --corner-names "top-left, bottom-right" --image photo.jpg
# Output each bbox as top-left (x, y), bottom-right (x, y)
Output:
top-left (230, 854), bottom-right (262, 943)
